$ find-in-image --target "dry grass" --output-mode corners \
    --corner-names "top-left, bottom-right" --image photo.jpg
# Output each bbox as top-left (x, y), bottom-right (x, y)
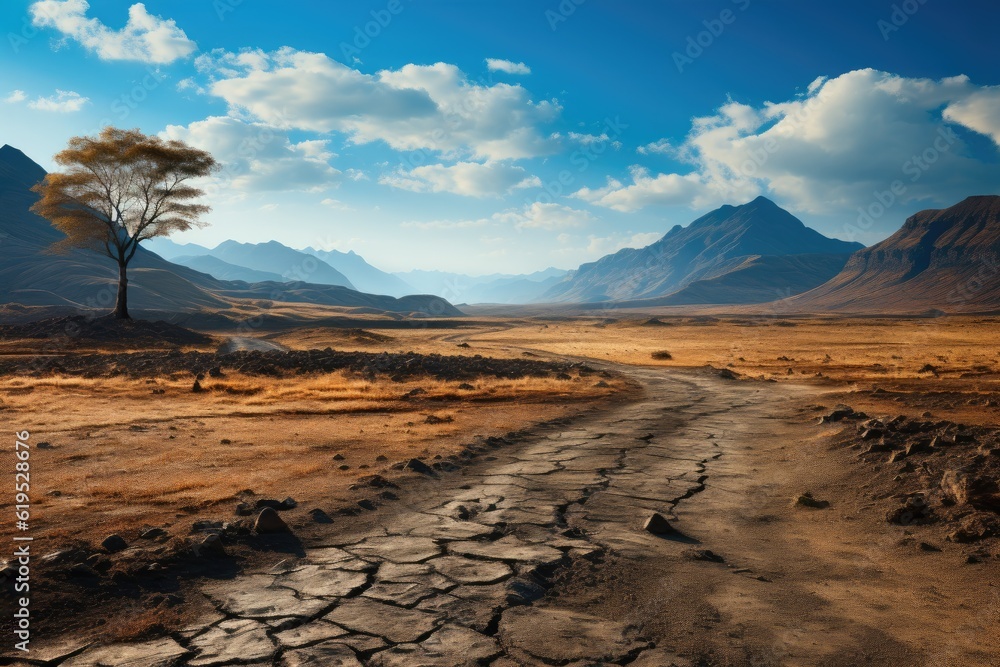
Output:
top-left (0, 366), bottom-right (622, 551)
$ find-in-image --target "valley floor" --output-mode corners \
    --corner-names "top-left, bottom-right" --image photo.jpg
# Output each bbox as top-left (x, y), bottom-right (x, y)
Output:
top-left (1, 315), bottom-right (998, 665)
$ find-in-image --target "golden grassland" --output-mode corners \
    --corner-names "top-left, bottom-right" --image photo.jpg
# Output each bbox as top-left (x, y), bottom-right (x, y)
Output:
top-left (3, 314), bottom-right (999, 552)
top-left (0, 368), bottom-right (624, 548)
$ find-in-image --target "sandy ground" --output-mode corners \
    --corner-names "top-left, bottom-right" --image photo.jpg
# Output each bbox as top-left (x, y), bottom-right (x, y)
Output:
top-left (0, 315), bottom-right (997, 665)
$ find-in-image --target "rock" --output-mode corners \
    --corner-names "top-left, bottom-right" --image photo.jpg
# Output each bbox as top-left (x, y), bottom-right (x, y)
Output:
top-left (887, 494), bottom-right (932, 525)
top-left (140, 527), bottom-right (167, 540)
top-left (794, 492), bottom-right (830, 509)
top-left (255, 498), bottom-right (284, 510)
top-left (458, 383), bottom-right (475, 390)
top-left (376, 454), bottom-right (389, 461)
top-left (941, 469), bottom-right (972, 505)
top-left (254, 508), bottom-right (291, 534)
top-left (333, 453), bottom-right (346, 461)
top-left (405, 458), bottom-right (436, 475)
top-left (425, 414), bottom-right (454, 424)
top-left (101, 534), bottom-right (128, 553)
top-left (355, 474), bottom-right (398, 489)
top-left (236, 502), bottom-right (254, 516)
top-left (209, 365), bottom-right (225, 377)
top-left (192, 379), bottom-right (203, 393)
top-left (643, 512), bottom-right (675, 535)
top-left (36, 441), bottom-right (53, 449)
top-left (948, 514), bottom-right (999, 543)
top-left (198, 533), bottom-right (226, 556)
top-left (280, 497), bottom-right (298, 510)
top-left (338, 464), bottom-right (351, 471)
top-left (686, 549), bottom-right (725, 563)
top-left (309, 508), bottom-right (334, 524)
top-left (69, 563), bottom-right (99, 578)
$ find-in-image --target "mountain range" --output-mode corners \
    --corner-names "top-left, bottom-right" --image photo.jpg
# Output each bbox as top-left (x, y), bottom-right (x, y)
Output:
top-left (0, 145), bottom-right (461, 319)
top-left (784, 195), bottom-right (1000, 313)
top-left (542, 196), bottom-right (864, 305)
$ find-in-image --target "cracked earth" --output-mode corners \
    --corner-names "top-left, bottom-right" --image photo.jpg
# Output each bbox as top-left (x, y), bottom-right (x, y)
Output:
top-left (10, 365), bottom-right (1000, 666)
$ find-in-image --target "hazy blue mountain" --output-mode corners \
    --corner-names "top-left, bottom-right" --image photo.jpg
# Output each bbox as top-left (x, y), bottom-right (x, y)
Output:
top-left (209, 240), bottom-right (355, 290)
top-left (0, 145), bottom-right (461, 317)
top-left (543, 196), bottom-right (863, 304)
top-left (172, 255), bottom-right (286, 283)
top-left (395, 267), bottom-right (569, 304)
top-left (300, 247), bottom-right (413, 297)
top-left (141, 238), bottom-right (213, 261)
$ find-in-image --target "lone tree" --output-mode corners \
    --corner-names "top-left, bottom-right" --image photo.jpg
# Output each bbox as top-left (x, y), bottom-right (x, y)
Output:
top-left (31, 127), bottom-right (218, 319)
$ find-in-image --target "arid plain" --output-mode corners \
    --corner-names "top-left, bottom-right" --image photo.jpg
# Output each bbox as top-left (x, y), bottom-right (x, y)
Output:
top-left (1, 313), bottom-right (998, 666)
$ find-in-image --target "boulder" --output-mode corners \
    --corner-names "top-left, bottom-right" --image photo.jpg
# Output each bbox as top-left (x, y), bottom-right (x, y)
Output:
top-left (254, 508), bottom-right (291, 534)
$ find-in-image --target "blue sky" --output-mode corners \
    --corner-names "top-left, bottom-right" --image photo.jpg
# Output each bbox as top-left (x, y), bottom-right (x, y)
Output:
top-left (2, 0), bottom-right (999, 274)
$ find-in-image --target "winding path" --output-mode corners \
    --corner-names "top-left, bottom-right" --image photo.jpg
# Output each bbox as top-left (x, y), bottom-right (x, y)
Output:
top-left (18, 364), bottom-right (1000, 666)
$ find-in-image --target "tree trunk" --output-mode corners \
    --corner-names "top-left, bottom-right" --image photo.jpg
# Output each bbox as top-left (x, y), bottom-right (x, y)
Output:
top-left (114, 262), bottom-right (130, 320)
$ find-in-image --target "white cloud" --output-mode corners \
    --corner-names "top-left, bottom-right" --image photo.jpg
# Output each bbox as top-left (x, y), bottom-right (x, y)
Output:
top-left (161, 116), bottom-right (341, 192)
top-left (30, 0), bottom-right (196, 64)
top-left (401, 202), bottom-right (594, 232)
top-left (344, 168), bottom-right (368, 181)
top-left (486, 58), bottom-right (531, 75)
top-left (573, 166), bottom-right (715, 212)
top-left (195, 48), bottom-right (560, 160)
top-left (4, 90), bottom-right (26, 104)
top-left (380, 161), bottom-right (541, 197)
top-left (567, 132), bottom-right (622, 150)
top-left (578, 69), bottom-right (1000, 214)
top-left (494, 202), bottom-right (596, 230)
top-left (27, 89), bottom-right (89, 112)
top-left (554, 231), bottom-right (662, 258)
top-left (636, 138), bottom-right (675, 155)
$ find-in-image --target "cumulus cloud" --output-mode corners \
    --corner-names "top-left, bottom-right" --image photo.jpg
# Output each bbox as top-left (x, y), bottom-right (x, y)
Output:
top-left (494, 202), bottom-right (596, 230)
top-left (573, 167), bottom-right (713, 212)
top-left (380, 161), bottom-right (541, 197)
top-left (30, 0), bottom-right (196, 64)
top-left (27, 89), bottom-right (89, 112)
top-left (161, 116), bottom-right (341, 192)
top-left (567, 132), bottom-right (622, 150)
top-left (402, 202), bottom-right (595, 232)
top-left (580, 69), bottom-right (1000, 214)
top-left (4, 90), bottom-right (27, 104)
top-left (486, 58), bottom-right (531, 75)
top-left (195, 48), bottom-right (560, 160)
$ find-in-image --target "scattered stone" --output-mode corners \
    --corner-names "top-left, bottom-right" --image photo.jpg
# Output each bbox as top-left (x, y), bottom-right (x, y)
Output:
top-left (457, 383), bottom-right (475, 390)
top-left (376, 454), bottom-right (389, 461)
top-left (338, 464), bottom-right (351, 471)
top-left (309, 508), bottom-right (334, 524)
top-left (36, 441), bottom-right (53, 449)
top-left (918, 542), bottom-right (942, 552)
top-left (220, 438), bottom-right (231, 444)
top-left (197, 533), bottom-right (226, 556)
top-left (254, 508), bottom-right (291, 534)
top-left (192, 379), bottom-right (203, 393)
top-left (280, 497), bottom-right (298, 510)
top-left (236, 502), bottom-right (254, 516)
top-left (255, 498), bottom-right (285, 510)
top-left (794, 492), bottom-right (830, 509)
top-left (948, 514), bottom-right (999, 543)
top-left (686, 549), bottom-right (725, 563)
top-left (643, 512), bottom-right (675, 535)
top-left (139, 527), bottom-right (166, 540)
top-left (405, 458), bottom-right (437, 475)
top-left (425, 414), bottom-right (454, 424)
top-left (333, 453), bottom-right (346, 461)
top-left (101, 534), bottom-right (128, 553)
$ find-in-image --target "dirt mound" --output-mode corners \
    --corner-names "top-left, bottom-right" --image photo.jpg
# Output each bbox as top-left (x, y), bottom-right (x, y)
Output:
top-left (0, 315), bottom-right (213, 347)
top-left (0, 347), bottom-right (598, 382)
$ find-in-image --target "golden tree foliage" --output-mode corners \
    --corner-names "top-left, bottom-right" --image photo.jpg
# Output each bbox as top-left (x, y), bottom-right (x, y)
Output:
top-left (30, 127), bottom-right (219, 318)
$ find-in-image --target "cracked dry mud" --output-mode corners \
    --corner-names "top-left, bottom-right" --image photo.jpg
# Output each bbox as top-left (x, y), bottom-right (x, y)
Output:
top-left (12, 366), bottom-right (1000, 666)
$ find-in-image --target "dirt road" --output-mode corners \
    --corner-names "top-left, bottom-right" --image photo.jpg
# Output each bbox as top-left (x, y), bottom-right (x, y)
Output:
top-left (16, 365), bottom-right (1000, 666)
